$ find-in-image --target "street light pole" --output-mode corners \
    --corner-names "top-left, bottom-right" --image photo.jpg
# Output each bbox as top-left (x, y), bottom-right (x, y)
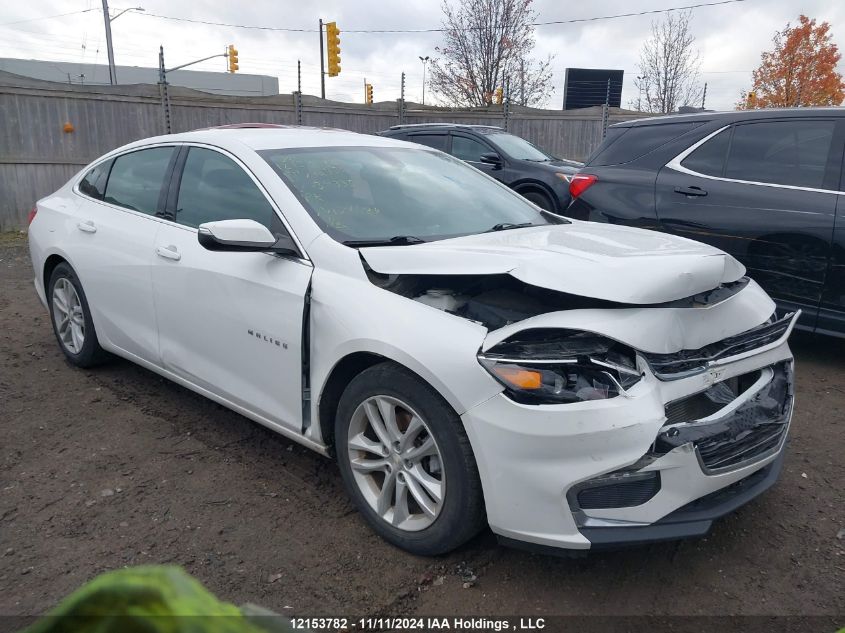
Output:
top-left (418, 55), bottom-right (430, 105)
top-left (100, 1), bottom-right (144, 85)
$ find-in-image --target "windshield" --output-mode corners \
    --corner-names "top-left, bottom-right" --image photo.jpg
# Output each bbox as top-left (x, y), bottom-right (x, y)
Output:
top-left (259, 146), bottom-right (565, 244)
top-left (487, 132), bottom-right (555, 161)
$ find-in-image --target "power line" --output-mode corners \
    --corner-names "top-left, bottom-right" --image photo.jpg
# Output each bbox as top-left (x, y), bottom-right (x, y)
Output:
top-left (0, 8), bottom-right (97, 27)
top-left (134, 0), bottom-right (750, 34)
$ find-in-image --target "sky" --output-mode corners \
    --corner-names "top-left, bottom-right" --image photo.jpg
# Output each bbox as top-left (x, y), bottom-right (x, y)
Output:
top-left (1, 0), bottom-right (844, 111)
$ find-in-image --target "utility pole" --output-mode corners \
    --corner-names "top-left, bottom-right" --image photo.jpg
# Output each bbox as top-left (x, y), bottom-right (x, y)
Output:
top-left (101, 0), bottom-right (117, 84)
top-left (297, 59), bottom-right (302, 94)
top-left (318, 19), bottom-right (325, 99)
top-left (701, 82), bottom-right (707, 109)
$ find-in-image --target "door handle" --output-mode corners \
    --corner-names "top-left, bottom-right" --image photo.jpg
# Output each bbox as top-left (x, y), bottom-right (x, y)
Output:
top-left (77, 220), bottom-right (97, 233)
top-left (155, 245), bottom-right (181, 261)
top-left (674, 185), bottom-right (708, 197)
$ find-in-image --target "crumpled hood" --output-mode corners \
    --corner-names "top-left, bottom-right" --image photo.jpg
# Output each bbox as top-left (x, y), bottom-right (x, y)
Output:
top-left (360, 221), bottom-right (746, 304)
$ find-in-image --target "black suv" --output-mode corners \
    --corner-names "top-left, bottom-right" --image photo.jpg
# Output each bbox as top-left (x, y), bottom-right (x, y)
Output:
top-left (567, 108), bottom-right (845, 337)
top-left (380, 124), bottom-right (582, 212)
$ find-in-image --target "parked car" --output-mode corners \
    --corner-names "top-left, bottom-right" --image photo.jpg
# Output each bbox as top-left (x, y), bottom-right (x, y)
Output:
top-left (29, 125), bottom-right (796, 555)
top-left (379, 123), bottom-right (582, 212)
top-left (567, 107), bottom-right (845, 337)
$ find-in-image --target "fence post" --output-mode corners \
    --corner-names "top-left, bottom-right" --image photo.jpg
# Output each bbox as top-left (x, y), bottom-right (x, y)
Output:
top-left (398, 72), bottom-right (406, 125)
top-left (600, 78), bottom-right (610, 139)
top-left (503, 77), bottom-right (510, 131)
top-left (158, 45), bottom-right (172, 134)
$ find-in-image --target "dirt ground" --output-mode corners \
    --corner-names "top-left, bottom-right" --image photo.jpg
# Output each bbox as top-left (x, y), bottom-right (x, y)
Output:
top-left (1, 233), bottom-right (843, 628)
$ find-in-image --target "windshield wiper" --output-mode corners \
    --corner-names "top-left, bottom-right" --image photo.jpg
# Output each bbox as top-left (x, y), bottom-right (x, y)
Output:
top-left (487, 222), bottom-right (534, 232)
top-left (342, 235), bottom-right (427, 247)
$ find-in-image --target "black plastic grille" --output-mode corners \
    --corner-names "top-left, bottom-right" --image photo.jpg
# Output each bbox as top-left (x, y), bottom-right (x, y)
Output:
top-left (642, 313), bottom-right (793, 379)
top-left (664, 370), bottom-right (762, 424)
top-left (575, 472), bottom-right (661, 510)
top-left (696, 423), bottom-right (786, 470)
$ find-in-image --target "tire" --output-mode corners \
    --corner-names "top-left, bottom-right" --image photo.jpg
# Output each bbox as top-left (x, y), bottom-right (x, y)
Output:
top-left (47, 262), bottom-right (109, 368)
top-left (335, 362), bottom-right (486, 555)
top-left (521, 189), bottom-right (555, 212)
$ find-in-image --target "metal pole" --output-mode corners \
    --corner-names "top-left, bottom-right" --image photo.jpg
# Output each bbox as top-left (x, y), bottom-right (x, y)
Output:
top-left (295, 59), bottom-right (303, 125)
top-left (319, 19), bottom-right (325, 100)
top-left (601, 78), bottom-right (610, 139)
top-left (297, 59), bottom-right (301, 94)
top-left (702, 82), bottom-right (707, 109)
top-left (520, 59), bottom-right (525, 106)
top-left (503, 77), bottom-right (510, 131)
top-left (101, 0), bottom-right (117, 84)
top-left (399, 72), bottom-right (406, 124)
top-left (422, 61), bottom-right (426, 105)
top-left (158, 45), bottom-right (171, 134)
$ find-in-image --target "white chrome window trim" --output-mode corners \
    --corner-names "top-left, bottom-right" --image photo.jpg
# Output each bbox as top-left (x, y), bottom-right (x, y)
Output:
top-left (73, 141), bottom-right (311, 265)
top-left (169, 142), bottom-right (311, 263)
top-left (665, 124), bottom-right (845, 196)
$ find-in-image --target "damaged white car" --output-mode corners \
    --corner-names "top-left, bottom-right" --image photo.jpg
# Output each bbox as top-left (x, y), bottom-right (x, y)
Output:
top-left (28, 126), bottom-right (797, 555)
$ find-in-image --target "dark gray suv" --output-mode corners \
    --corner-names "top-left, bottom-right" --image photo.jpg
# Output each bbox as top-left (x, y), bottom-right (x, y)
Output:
top-left (379, 124), bottom-right (582, 212)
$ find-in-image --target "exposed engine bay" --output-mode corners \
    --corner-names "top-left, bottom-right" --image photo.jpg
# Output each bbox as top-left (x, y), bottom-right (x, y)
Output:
top-left (364, 260), bottom-right (751, 331)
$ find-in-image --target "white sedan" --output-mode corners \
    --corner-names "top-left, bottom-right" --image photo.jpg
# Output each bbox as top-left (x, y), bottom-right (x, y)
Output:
top-left (28, 126), bottom-right (796, 555)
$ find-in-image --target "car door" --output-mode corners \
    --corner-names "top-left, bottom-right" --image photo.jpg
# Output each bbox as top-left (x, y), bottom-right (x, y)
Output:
top-left (150, 144), bottom-right (312, 430)
top-left (449, 133), bottom-right (504, 181)
top-left (816, 122), bottom-right (845, 335)
top-left (655, 118), bottom-right (840, 329)
top-left (70, 145), bottom-right (176, 364)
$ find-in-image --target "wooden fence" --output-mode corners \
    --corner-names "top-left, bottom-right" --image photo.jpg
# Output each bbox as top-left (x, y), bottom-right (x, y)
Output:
top-left (0, 71), bottom-right (651, 230)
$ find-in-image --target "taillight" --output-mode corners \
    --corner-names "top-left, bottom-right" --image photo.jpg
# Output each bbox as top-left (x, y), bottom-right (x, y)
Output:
top-left (27, 206), bottom-right (37, 226)
top-left (568, 174), bottom-right (598, 199)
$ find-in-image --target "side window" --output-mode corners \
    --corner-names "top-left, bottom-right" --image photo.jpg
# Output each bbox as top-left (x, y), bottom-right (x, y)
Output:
top-left (681, 128), bottom-right (731, 177)
top-left (78, 160), bottom-right (111, 200)
top-left (589, 122), bottom-right (702, 166)
top-left (103, 147), bottom-right (174, 215)
top-left (407, 134), bottom-right (448, 151)
top-left (724, 120), bottom-right (835, 188)
top-left (175, 147), bottom-right (278, 230)
top-left (451, 135), bottom-right (491, 162)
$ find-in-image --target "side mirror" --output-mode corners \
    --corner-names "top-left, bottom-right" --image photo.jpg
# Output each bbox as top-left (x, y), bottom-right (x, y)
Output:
top-left (479, 152), bottom-right (503, 169)
top-left (197, 219), bottom-right (298, 256)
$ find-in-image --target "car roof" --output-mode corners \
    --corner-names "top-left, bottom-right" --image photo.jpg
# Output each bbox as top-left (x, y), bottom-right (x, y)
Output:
top-left (615, 107), bottom-right (845, 128)
top-left (115, 126), bottom-right (415, 154)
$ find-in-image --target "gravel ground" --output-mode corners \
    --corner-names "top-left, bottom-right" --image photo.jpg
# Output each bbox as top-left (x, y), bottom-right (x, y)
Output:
top-left (1, 233), bottom-right (842, 629)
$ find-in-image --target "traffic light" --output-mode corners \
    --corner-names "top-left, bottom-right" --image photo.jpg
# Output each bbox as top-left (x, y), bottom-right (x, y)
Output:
top-left (227, 45), bottom-right (239, 73)
top-left (365, 83), bottom-right (373, 104)
top-left (494, 87), bottom-right (503, 104)
top-left (326, 22), bottom-right (341, 77)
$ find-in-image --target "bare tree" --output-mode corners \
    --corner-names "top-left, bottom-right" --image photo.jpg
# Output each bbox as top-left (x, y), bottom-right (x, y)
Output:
top-left (634, 10), bottom-right (703, 113)
top-left (428, 0), bottom-right (554, 107)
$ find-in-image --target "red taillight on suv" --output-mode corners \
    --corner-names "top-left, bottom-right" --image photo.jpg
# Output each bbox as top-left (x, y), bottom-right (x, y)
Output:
top-left (568, 174), bottom-right (598, 199)
top-left (27, 206), bottom-right (38, 226)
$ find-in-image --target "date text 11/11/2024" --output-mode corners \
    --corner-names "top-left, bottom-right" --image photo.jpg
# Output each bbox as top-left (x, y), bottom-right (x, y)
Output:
top-left (289, 617), bottom-right (547, 631)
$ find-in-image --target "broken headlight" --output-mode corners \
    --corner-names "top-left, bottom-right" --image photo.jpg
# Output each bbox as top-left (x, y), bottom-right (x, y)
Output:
top-left (478, 329), bottom-right (642, 404)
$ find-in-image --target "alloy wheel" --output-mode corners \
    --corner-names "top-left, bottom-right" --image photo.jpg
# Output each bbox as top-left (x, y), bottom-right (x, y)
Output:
top-left (52, 278), bottom-right (85, 354)
top-left (346, 395), bottom-right (445, 531)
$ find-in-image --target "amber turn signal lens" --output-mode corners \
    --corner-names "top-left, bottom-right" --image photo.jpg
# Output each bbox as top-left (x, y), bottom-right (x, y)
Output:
top-left (491, 365), bottom-right (542, 390)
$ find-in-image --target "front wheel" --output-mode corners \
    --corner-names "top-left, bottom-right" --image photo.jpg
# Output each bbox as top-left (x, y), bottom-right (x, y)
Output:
top-left (335, 363), bottom-right (486, 555)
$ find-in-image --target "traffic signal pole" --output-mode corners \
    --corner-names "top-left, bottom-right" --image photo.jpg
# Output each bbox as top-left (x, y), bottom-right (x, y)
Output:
top-left (319, 19), bottom-right (325, 99)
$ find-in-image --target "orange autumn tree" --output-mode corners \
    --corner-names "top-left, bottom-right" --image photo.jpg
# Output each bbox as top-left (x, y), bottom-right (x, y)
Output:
top-left (739, 15), bottom-right (844, 109)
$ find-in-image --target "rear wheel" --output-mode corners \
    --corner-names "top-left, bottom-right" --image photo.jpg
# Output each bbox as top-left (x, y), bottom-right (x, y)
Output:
top-left (335, 362), bottom-right (485, 555)
top-left (521, 189), bottom-right (555, 212)
top-left (47, 263), bottom-right (109, 367)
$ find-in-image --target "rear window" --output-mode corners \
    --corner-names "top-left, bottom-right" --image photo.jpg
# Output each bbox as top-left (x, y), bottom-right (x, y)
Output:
top-left (587, 122), bottom-right (702, 166)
